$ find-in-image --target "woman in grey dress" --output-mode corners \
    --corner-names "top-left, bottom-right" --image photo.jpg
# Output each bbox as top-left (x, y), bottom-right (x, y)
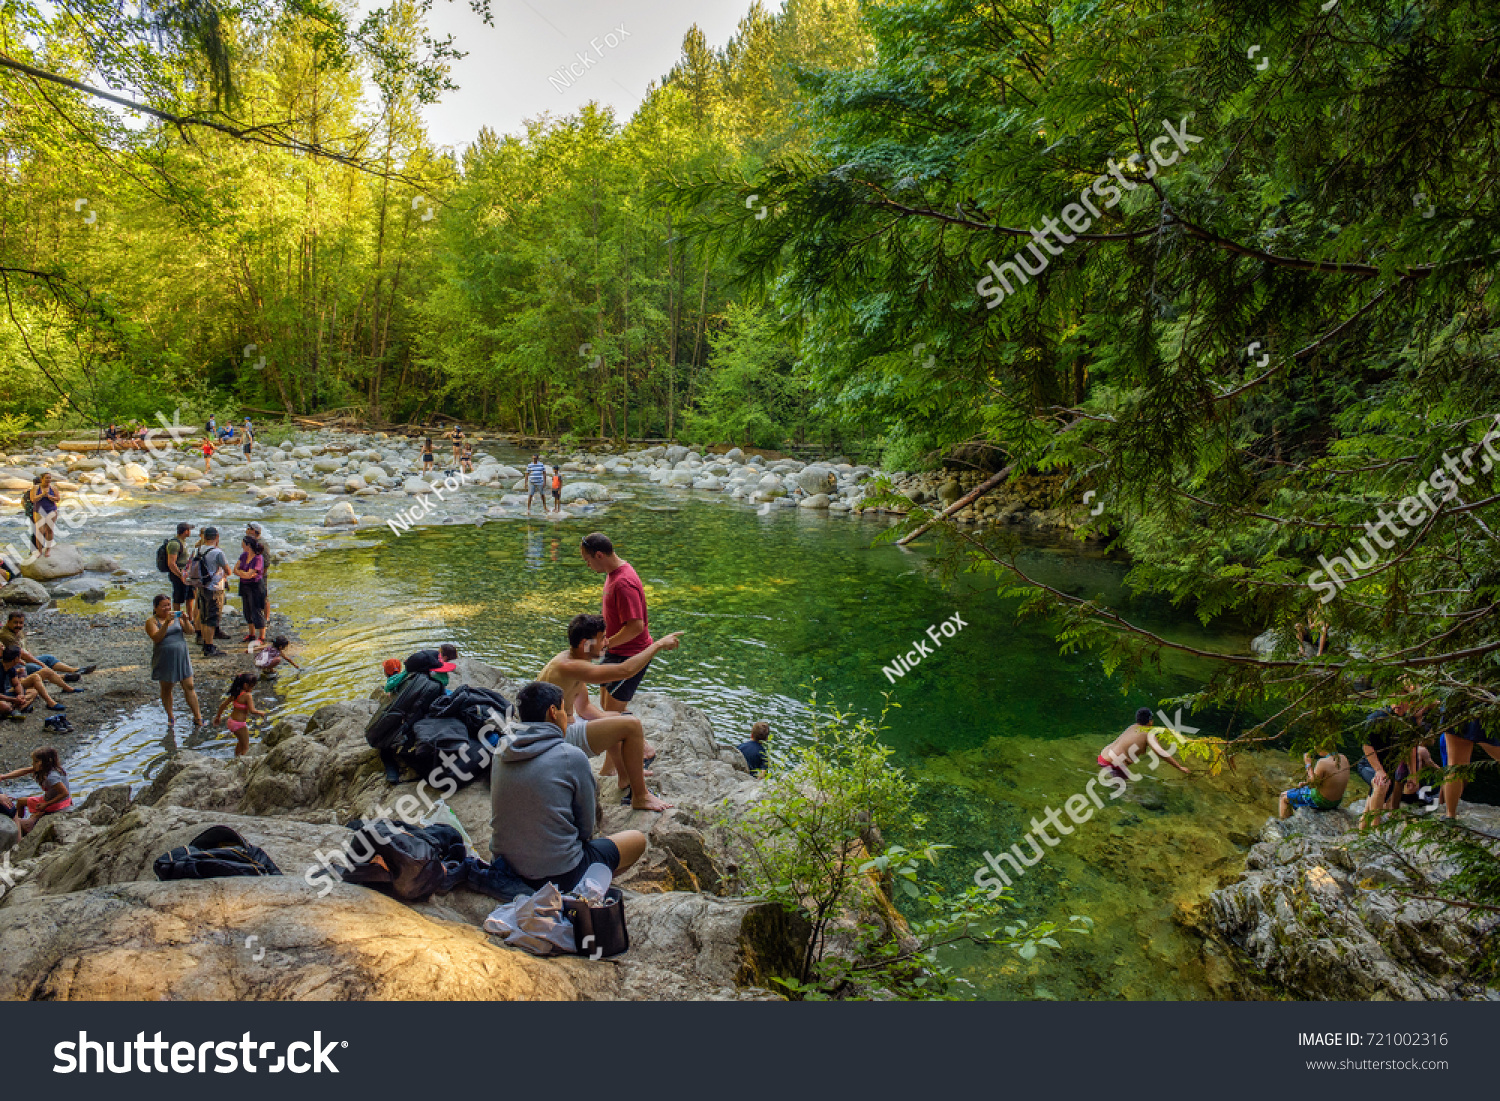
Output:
top-left (145, 593), bottom-right (203, 729)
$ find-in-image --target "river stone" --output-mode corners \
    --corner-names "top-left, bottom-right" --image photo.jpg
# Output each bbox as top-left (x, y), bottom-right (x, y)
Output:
top-left (665, 470), bottom-right (696, 486)
top-left (360, 465), bottom-right (388, 483)
top-left (665, 445), bottom-right (689, 463)
top-left (82, 554), bottom-right (122, 572)
top-left (0, 814), bottom-right (17, 856)
top-left (403, 477), bottom-right (431, 494)
top-left (291, 446), bottom-right (314, 459)
top-left (174, 482), bottom-right (202, 494)
top-left (560, 482), bottom-right (610, 504)
top-left (119, 463), bottom-right (150, 485)
top-left (793, 466), bottom-right (836, 494)
top-left (323, 501), bottom-right (359, 526)
top-left (724, 447), bottom-right (745, 463)
top-left (344, 474), bottom-right (367, 493)
top-left (798, 493), bottom-right (831, 509)
top-left (20, 544), bottom-right (84, 581)
top-left (0, 578), bottom-right (48, 605)
top-left (938, 478), bottom-right (963, 505)
top-left (275, 487), bottom-right (308, 503)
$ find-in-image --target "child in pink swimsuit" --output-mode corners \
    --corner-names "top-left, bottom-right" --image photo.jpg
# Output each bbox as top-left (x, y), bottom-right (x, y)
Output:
top-left (215, 673), bottom-right (265, 756)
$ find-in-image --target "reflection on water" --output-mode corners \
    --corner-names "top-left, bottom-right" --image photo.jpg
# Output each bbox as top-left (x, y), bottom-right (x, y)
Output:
top-left (35, 444), bottom-right (1269, 1000)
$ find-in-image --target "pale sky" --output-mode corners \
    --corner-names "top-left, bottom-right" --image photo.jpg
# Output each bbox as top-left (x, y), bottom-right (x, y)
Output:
top-left (414, 0), bottom-right (769, 152)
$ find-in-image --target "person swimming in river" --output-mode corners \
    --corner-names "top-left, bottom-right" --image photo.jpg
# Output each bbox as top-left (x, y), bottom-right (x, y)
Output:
top-left (1097, 707), bottom-right (1191, 780)
top-left (1279, 740), bottom-right (1350, 817)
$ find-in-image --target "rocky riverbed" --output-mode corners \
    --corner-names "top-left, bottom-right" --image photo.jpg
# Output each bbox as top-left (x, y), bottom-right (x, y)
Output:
top-left (0, 659), bottom-right (816, 1001)
top-left (1207, 799), bottom-right (1500, 1000)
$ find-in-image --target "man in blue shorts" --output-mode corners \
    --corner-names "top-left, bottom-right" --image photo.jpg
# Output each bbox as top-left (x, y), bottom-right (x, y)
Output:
top-left (1441, 718), bottom-right (1500, 821)
top-left (1279, 742), bottom-right (1349, 818)
top-left (526, 453), bottom-right (548, 515)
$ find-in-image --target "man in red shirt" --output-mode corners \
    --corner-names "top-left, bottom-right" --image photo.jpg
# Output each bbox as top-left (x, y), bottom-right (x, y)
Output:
top-left (581, 532), bottom-right (662, 789)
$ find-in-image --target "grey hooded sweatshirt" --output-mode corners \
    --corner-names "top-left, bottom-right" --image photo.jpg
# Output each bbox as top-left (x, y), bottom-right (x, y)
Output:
top-left (489, 720), bottom-right (597, 880)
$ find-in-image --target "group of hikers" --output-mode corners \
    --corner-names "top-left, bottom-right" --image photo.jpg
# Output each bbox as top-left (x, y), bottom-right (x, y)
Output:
top-left (1096, 688), bottom-right (1496, 829)
top-left (146, 519), bottom-right (297, 738)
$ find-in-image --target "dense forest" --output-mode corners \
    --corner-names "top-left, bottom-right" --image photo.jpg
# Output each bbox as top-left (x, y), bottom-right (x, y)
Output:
top-left (0, 0), bottom-right (869, 451)
top-left (5, 0), bottom-right (1500, 773)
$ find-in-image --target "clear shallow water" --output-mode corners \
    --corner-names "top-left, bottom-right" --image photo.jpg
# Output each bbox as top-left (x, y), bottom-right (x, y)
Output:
top-left (10, 444), bottom-right (1278, 999)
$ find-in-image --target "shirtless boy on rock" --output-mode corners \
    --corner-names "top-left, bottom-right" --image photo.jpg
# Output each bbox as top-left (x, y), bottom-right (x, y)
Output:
top-left (537, 614), bottom-right (681, 812)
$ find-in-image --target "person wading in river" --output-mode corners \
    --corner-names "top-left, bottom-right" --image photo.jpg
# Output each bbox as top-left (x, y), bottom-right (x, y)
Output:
top-left (1097, 708), bottom-right (1191, 781)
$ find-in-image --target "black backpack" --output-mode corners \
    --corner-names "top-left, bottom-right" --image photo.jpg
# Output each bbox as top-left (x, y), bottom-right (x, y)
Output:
top-left (365, 672), bottom-right (445, 751)
top-left (398, 716), bottom-right (490, 790)
top-left (153, 825), bottom-right (283, 881)
top-left (340, 820), bottom-right (466, 903)
top-left (156, 538), bottom-right (174, 573)
top-left (426, 685), bottom-right (513, 739)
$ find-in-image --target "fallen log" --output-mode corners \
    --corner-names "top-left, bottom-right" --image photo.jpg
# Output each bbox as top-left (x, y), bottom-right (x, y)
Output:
top-left (895, 419), bottom-right (1084, 546)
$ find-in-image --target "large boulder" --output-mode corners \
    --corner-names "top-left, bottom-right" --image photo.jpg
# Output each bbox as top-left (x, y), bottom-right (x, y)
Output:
top-left (323, 501), bottom-right (359, 526)
top-left (0, 578), bottom-right (48, 605)
top-left (560, 483), bottom-right (611, 504)
top-left (20, 543), bottom-right (84, 581)
top-left (1211, 804), bottom-right (1500, 1000)
top-left (793, 465), bottom-right (836, 495)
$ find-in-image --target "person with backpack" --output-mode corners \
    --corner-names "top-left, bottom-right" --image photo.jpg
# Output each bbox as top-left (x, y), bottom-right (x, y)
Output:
top-left (188, 527), bottom-right (230, 657)
top-left (158, 521), bottom-right (196, 617)
top-left (145, 593), bottom-right (203, 729)
top-left (241, 419), bottom-right (254, 461)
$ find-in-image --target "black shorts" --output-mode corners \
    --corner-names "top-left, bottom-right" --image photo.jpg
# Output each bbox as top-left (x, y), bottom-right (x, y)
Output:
top-left (199, 589), bottom-right (224, 628)
top-left (600, 653), bottom-right (651, 703)
top-left (517, 838), bottom-right (621, 893)
top-left (170, 574), bottom-right (190, 604)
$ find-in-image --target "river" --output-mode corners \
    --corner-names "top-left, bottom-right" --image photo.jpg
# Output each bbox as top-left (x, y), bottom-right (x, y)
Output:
top-left (18, 440), bottom-right (1289, 999)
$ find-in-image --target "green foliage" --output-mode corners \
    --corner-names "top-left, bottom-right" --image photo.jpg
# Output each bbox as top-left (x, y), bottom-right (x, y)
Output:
top-left (725, 694), bottom-right (1088, 999)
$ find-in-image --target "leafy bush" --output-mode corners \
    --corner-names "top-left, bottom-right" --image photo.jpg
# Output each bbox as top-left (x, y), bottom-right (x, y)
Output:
top-left (725, 694), bottom-right (1088, 999)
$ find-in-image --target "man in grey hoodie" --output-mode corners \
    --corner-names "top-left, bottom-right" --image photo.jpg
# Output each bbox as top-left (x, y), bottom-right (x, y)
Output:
top-left (490, 681), bottom-right (647, 892)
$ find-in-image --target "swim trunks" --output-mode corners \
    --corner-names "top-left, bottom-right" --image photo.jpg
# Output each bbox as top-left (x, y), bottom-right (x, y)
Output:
top-left (564, 715), bottom-right (599, 758)
top-left (1451, 719), bottom-right (1500, 747)
top-left (1097, 753), bottom-right (1130, 781)
top-left (1285, 785), bottom-right (1341, 811)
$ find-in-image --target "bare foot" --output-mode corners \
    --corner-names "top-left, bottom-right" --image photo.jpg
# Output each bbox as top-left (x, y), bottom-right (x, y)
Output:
top-left (633, 791), bottom-right (674, 813)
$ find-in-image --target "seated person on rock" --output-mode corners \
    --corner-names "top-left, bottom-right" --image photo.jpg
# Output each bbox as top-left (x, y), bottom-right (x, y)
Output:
top-left (1356, 684), bottom-right (1431, 828)
top-left (1, 647), bottom-right (65, 712)
top-left (1279, 740), bottom-right (1350, 817)
top-left (0, 611), bottom-right (93, 694)
top-left (1097, 707), bottom-right (1191, 780)
top-left (0, 746), bottom-right (72, 836)
top-left (489, 681), bottom-right (647, 893)
top-left (738, 721), bottom-right (770, 776)
top-left (539, 613), bottom-right (679, 812)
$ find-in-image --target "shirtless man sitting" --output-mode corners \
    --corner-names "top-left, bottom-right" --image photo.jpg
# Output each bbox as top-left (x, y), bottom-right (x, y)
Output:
top-left (1097, 707), bottom-right (1191, 780)
top-left (1280, 741), bottom-right (1350, 818)
top-left (538, 614), bottom-right (681, 812)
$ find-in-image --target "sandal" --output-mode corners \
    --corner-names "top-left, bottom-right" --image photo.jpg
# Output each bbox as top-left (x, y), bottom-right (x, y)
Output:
top-left (46, 702), bottom-right (67, 711)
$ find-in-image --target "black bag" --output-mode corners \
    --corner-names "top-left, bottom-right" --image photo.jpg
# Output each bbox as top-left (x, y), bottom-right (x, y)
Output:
top-left (564, 887), bottom-right (629, 959)
top-left (153, 825), bottom-right (283, 881)
top-left (340, 820), bottom-right (466, 903)
top-left (156, 538), bottom-right (173, 573)
top-left (398, 716), bottom-right (490, 789)
top-left (365, 672), bottom-right (445, 751)
top-left (426, 685), bottom-right (513, 739)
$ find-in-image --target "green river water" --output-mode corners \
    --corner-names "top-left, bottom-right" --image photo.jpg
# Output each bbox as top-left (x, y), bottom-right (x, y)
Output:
top-left (36, 447), bottom-right (1295, 1000)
